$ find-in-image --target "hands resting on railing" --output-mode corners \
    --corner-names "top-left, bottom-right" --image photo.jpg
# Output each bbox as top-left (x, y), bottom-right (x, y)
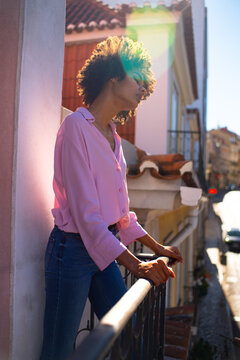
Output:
top-left (116, 232), bottom-right (183, 287)
top-left (134, 254), bottom-right (177, 287)
top-left (117, 249), bottom-right (181, 287)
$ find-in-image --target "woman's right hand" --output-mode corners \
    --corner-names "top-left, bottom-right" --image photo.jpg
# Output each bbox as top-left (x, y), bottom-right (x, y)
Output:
top-left (134, 258), bottom-right (175, 286)
top-left (116, 249), bottom-right (175, 287)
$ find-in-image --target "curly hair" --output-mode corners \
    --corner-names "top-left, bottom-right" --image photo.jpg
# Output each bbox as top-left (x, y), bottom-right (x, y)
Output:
top-left (76, 36), bottom-right (155, 124)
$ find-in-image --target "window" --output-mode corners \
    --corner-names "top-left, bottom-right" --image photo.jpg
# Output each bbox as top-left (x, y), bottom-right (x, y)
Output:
top-left (171, 83), bottom-right (179, 131)
top-left (230, 136), bottom-right (236, 144)
top-left (169, 83), bottom-right (179, 153)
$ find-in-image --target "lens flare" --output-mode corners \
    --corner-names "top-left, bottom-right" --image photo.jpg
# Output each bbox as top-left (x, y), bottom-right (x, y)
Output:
top-left (125, 5), bottom-right (177, 79)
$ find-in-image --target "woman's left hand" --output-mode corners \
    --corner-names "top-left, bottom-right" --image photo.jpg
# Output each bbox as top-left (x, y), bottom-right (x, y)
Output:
top-left (136, 234), bottom-right (183, 265)
top-left (156, 245), bottom-right (183, 265)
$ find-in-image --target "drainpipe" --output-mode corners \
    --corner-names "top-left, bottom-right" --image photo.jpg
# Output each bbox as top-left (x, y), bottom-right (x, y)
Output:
top-left (165, 201), bottom-right (205, 248)
top-left (165, 202), bottom-right (205, 304)
top-left (188, 232), bottom-right (194, 301)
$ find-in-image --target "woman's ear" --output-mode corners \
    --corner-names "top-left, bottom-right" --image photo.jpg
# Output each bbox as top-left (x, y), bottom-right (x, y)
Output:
top-left (110, 78), bottom-right (117, 85)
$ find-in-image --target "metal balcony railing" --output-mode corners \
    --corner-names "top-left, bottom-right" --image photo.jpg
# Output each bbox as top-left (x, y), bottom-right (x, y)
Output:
top-left (168, 129), bottom-right (200, 169)
top-left (67, 255), bottom-right (172, 360)
top-left (168, 129), bottom-right (207, 191)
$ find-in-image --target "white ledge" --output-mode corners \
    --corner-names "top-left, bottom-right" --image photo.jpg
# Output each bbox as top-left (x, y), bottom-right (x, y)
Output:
top-left (127, 169), bottom-right (182, 210)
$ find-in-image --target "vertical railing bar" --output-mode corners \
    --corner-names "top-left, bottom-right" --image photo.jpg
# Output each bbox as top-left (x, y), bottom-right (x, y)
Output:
top-left (153, 287), bottom-right (160, 359)
top-left (143, 296), bottom-right (149, 360)
top-left (135, 301), bottom-right (143, 360)
top-left (158, 283), bottom-right (166, 360)
top-left (146, 292), bottom-right (152, 359)
top-left (150, 289), bottom-right (156, 359)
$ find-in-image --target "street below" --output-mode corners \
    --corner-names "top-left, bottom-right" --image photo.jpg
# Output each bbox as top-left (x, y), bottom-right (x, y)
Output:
top-left (196, 208), bottom-right (234, 359)
top-left (222, 250), bottom-right (240, 359)
top-left (211, 194), bottom-right (240, 359)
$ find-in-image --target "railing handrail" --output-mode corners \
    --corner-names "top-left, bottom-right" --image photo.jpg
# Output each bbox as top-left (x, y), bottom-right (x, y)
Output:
top-left (68, 278), bottom-right (152, 360)
top-left (67, 255), bottom-right (170, 360)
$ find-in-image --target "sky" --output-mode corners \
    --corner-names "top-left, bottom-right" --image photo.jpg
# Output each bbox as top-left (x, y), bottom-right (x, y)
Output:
top-left (103, 0), bottom-right (240, 134)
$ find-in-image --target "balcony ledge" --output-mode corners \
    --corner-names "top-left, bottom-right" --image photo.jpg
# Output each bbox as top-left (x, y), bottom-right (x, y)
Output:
top-left (127, 169), bottom-right (182, 210)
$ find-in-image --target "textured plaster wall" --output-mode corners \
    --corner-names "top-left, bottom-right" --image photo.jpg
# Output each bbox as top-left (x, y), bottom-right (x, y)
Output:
top-left (11, 0), bottom-right (65, 359)
top-left (0, 0), bottom-right (22, 358)
top-left (191, 0), bottom-right (206, 124)
top-left (190, 0), bottom-right (207, 160)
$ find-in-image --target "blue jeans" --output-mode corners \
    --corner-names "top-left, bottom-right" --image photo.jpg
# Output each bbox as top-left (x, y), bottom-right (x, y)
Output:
top-left (40, 226), bottom-right (127, 360)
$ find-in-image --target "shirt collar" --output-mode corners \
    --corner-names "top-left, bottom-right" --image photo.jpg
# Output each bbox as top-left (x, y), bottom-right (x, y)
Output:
top-left (76, 107), bottom-right (95, 123)
top-left (109, 121), bottom-right (117, 131)
top-left (77, 107), bottom-right (117, 131)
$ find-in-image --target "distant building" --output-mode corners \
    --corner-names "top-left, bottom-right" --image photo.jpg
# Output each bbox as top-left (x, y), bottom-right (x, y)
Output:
top-left (206, 127), bottom-right (240, 188)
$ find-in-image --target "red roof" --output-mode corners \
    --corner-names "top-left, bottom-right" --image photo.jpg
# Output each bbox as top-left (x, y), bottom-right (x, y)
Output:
top-left (123, 143), bottom-right (199, 187)
top-left (66, 0), bottom-right (126, 33)
top-left (65, 0), bottom-right (197, 99)
top-left (165, 305), bottom-right (194, 359)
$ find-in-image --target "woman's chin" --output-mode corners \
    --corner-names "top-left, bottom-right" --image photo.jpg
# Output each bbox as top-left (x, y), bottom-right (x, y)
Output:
top-left (124, 102), bottom-right (138, 111)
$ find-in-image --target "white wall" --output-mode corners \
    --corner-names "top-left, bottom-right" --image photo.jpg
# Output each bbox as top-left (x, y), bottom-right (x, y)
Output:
top-left (188, 0), bottom-right (207, 173)
top-left (65, 27), bottom-right (125, 43)
top-left (135, 29), bottom-right (170, 154)
top-left (12, 0), bottom-right (65, 359)
top-left (190, 0), bottom-right (207, 132)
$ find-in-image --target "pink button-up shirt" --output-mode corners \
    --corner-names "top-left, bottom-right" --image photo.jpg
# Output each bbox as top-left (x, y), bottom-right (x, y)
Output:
top-left (52, 107), bottom-right (147, 270)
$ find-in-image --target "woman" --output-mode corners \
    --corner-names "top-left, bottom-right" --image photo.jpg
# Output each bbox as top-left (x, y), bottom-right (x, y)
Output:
top-left (40, 36), bottom-right (182, 360)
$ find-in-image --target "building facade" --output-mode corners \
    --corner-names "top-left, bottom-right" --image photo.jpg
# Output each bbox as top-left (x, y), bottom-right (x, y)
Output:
top-left (206, 127), bottom-right (240, 189)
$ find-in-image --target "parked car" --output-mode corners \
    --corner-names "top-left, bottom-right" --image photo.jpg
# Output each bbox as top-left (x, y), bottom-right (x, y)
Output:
top-left (226, 184), bottom-right (237, 191)
top-left (224, 228), bottom-right (240, 252)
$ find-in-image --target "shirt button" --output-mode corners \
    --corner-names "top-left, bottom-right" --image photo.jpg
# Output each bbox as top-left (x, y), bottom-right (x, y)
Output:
top-left (119, 188), bottom-right (123, 193)
top-left (116, 166), bottom-right (121, 172)
top-left (122, 208), bottom-right (126, 213)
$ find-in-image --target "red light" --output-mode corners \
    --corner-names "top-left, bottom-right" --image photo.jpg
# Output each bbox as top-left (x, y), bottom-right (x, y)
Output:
top-left (216, 173), bottom-right (220, 178)
top-left (209, 188), bottom-right (217, 194)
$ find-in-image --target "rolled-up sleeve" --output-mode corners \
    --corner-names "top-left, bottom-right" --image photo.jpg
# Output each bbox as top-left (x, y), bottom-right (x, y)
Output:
top-left (119, 212), bottom-right (147, 246)
top-left (61, 120), bottom-right (127, 271)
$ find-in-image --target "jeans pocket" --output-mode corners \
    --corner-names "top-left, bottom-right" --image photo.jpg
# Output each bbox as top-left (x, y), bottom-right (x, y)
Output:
top-left (45, 236), bottom-right (55, 271)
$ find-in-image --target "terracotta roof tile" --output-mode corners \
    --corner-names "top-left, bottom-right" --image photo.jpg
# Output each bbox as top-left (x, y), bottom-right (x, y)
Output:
top-left (164, 344), bottom-right (188, 360)
top-left (165, 333), bottom-right (190, 348)
top-left (121, 140), bottom-right (199, 187)
top-left (166, 305), bottom-right (195, 316)
top-left (66, 0), bottom-right (126, 33)
top-left (131, 158), bottom-right (189, 180)
top-left (125, 144), bottom-right (198, 186)
top-left (164, 305), bottom-right (194, 360)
